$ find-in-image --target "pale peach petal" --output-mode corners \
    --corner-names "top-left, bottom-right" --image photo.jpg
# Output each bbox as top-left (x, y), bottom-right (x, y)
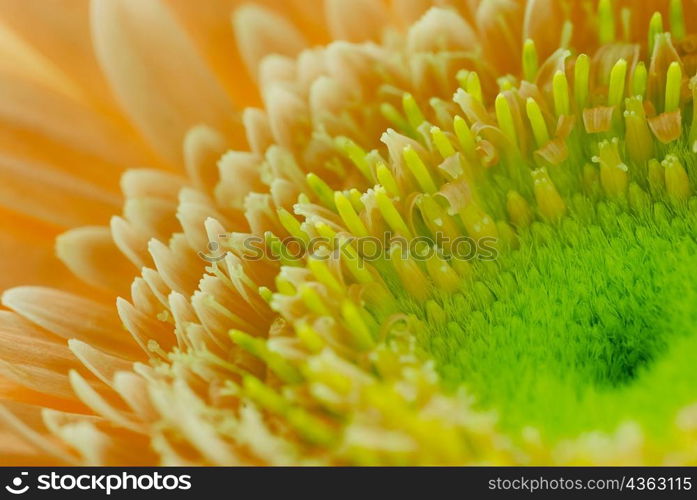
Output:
top-left (110, 215), bottom-right (151, 269)
top-left (177, 201), bottom-right (229, 253)
top-left (242, 108), bottom-right (274, 156)
top-left (91, 0), bottom-right (242, 164)
top-left (0, 154), bottom-right (120, 227)
top-left (523, 0), bottom-right (564, 60)
top-left (169, 0), bottom-right (329, 107)
top-left (325, 0), bottom-right (387, 42)
top-left (0, 20), bottom-right (82, 101)
top-left (0, 69), bottom-right (155, 169)
top-left (183, 125), bottom-right (229, 195)
top-left (167, 0), bottom-right (260, 108)
top-left (68, 339), bottom-right (134, 388)
top-left (148, 380), bottom-right (240, 465)
top-left (583, 106), bottom-right (616, 134)
top-left (45, 413), bottom-right (156, 465)
top-left (1, 286), bottom-right (141, 358)
top-left (56, 226), bottom-right (135, 294)
top-left (648, 110), bottom-right (683, 144)
top-left (69, 370), bottom-right (144, 433)
top-left (140, 268), bottom-right (171, 310)
top-left (148, 236), bottom-right (204, 296)
top-left (233, 4), bottom-right (308, 79)
top-left (0, 311), bottom-right (76, 371)
top-left (407, 7), bottom-right (477, 53)
top-left (0, 358), bottom-right (75, 399)
top-left (0, 428), bottom-right (65, 465)
top-left (216, 151), bottom-right (265, 212)
top-left (392, 0), bottom-right (432, 27)
top-left (130, 278), bottom-right (161, 319)
top-left (168, 291), bottom-right (198, 350)
top-left (116, 297), bottom-right (176, 353)
top-left (0, 375), bottom-right (87, 414)
top-left (0, 0), bottom-right (122, 113)
top-left (263, 85), bottom-right (311, 150)
top-left (244, 192), bottom-right (281, 234)
top-left (0, 401), bottom-right (77, 464)
top-left (123, 197), bottom-right (179, 244)
top-left (475, 0), bottom-right (525, 72)
top-left (0, 208), bottom-right (89, 292)
top-left (120, 169), bottom-right (187, 201)
top-left (112, 371), bottom-right (158, 422)
top-left (257, 55), bottom-right (298, 95)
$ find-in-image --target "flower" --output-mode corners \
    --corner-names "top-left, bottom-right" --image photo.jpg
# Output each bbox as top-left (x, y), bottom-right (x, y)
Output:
top-left (2, 0), bottom-right (697, 465)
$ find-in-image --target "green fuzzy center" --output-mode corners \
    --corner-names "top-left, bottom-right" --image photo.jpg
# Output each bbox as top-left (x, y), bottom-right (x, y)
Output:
top-left (417, 199), bottom-right (697, 443)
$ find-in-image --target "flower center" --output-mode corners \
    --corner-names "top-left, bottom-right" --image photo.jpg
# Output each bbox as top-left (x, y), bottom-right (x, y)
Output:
top-left (418, 201), bottom-right (697, 442)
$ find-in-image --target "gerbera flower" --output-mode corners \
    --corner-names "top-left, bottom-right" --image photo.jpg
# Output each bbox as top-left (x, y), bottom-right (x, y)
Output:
top-left (2, 0), bottom-right (697, 465)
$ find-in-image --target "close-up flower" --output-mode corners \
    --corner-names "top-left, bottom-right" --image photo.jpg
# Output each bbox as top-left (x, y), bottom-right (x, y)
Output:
top-left (2, 0), bottom-right (697, 466)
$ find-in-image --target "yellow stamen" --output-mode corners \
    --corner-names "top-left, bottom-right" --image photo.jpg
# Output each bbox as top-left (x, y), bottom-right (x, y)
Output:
top-left (553, 71), bottom-right (570, 117)
top-left (376, 162), bottom-right (401, 199)
top-left (389, 244), bottom-right (429, 301)
top-left (295, 322), bottom-right (325, 353)
top-left (381, 102), bottom-right (411, 134)
top-left (574, 54), bottom-right (590, 109)
top-left (608, 58), bottom-right (627, 108)
top-left (231, 330), bottom-right (303, 383)
top-left (417, 194), bottom-right (461, 240)
top-left (495, 93), bottom-right (518, 147)
top-left (335, 191), bottom-right (369, 237)
top-left (595, 138), bottom-right (629, 198)
top-left (335, 136), bottom-right (373, 182)
top-left (631, 62), bottom-right (647, 97)
top-left (458, 203), bottom-right (499, 241)
top-left (662, 154), bottom-right (691, 202)
top-left (403, 146), bottom-right (438, 194)
top-left (506, 190), bottom-right (533, 227)
top-left (307, 256), bottom-right (344, 294)
top-left (665, 61), bottom-right (682, 113)
top-left (300, 284), bottom-right (331, 316)
top-left (402, 92), bottom-right (426, 129)
top-left (375, 186), bottom-right (413, 238)
top-left (453, 115), bottom-right (476, 158)
top-left (522, 38), bottom-right (539, 82)
top-left (525, 97), bottom-right (550, 148)
top-left (532, 167), bottom-right (566, 220)
top-left (341, 300), bottom-right (375, 351)
top-left (425, 253), bottom-right (461, 293)
top-left (690, 77), bottom-right (697, 150)
top-left (277, 208), bottom-right (309, 244)
top-left (628, 182), bottom-right (650, 211)
top-left (649, 11), bottom-right (664, 56)
top-left (623, 96), bottom-right (654, 165)
top-left (430, 126), bottom-right (456, 158)
top-left (648, 158), bottom-right (666, 196)
top-left (275, 275), bottom-right (296, 296)
top-left (598, 0), bottom-right (615, 44)
top-left (307, 173), bottom-right (337, 210)
top-left (670, 0), bottom-right (686, 40)
top-left (463, 70), bottom-right (483, 104)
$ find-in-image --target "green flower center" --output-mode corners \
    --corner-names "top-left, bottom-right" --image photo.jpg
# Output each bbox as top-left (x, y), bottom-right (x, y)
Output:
top-left (418, 201), bottom-right (697, 442)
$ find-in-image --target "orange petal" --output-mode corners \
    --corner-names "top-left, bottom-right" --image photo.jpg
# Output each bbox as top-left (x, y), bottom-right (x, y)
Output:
top-left (2, 286), bottom-right (141, 358)
top-left (233, 4), bottom-right (308, 80)
top-left (648, 109), bottom-right (682, 143)
top-left (56, 226), bottom-right (136, 295)
top-left (325, 0), bottom-right (388, 42)
top-left (91, 0), bottom-right (243, 164)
